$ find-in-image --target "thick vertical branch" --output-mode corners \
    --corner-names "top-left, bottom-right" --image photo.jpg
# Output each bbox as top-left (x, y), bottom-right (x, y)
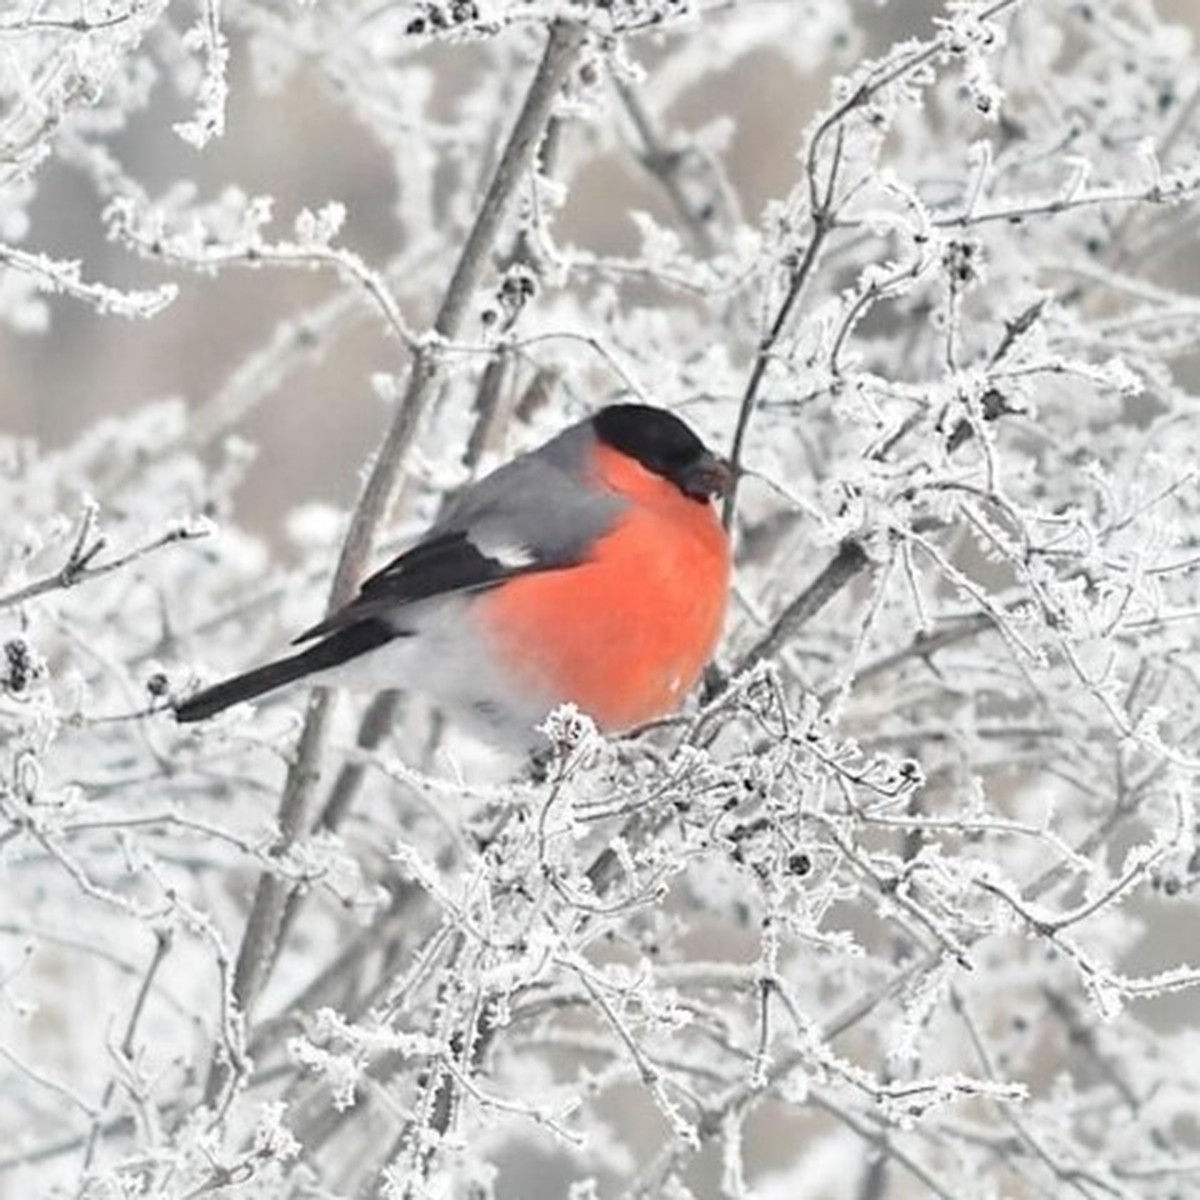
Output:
top-left (205, 18), bottom-right (587, 1110)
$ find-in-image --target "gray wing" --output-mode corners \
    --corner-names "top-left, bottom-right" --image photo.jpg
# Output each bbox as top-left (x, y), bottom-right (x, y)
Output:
top-left (294, 419), bottom-right (623, 643)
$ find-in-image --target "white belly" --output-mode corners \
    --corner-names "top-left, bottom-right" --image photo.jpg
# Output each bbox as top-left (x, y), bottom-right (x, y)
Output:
top-left (304, 597), bottom-right (556, 750)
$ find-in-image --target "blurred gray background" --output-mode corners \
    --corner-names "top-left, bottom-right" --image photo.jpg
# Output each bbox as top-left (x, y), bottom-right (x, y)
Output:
top-left (5, 0), bottom-right (1199, 538)
top-left (3, 2), bottom-right (928, 540)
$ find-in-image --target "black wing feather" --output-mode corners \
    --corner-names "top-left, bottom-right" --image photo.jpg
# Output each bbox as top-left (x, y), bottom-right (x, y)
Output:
top-left (360, 531), bottom-right (514, 601)
top-left (176, 619), bottom-right (395, 722)
top-left (291, 530), bottom-right (547, 644)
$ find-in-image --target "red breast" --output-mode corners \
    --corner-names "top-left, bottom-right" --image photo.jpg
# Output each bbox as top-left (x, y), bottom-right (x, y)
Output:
top-left (475, 442), bottom-right (731, 731)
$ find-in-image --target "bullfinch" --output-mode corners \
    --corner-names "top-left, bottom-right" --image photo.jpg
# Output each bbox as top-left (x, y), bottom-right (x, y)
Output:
top-left (174, 404), bottom-right (732, 747)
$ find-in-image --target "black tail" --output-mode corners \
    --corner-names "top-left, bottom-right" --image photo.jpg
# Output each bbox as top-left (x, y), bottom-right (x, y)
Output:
top-left (175, 620), bottom-right (395, 723)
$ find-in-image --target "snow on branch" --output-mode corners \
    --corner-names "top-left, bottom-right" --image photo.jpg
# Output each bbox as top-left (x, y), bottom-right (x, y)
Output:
top-left (4, 1), bottom-right (1200, 1197)
top-left (0, 243), bottom-right (176, 321)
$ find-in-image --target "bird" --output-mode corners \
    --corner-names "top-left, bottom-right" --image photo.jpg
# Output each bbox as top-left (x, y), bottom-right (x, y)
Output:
top-left (175, 404), bottom-right (732, 748)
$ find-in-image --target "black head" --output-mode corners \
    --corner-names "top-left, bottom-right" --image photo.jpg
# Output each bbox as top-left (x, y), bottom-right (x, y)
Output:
top-left (592, 404), bottom-right (732, 502)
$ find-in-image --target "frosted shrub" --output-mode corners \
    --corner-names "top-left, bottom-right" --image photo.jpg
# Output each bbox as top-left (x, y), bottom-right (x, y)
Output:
top-left (3, 1), bottom-right (1200, 1196)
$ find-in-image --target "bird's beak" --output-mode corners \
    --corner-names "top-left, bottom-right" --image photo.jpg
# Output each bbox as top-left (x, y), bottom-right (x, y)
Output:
top-left (681, 451), bottom-right (735, 500)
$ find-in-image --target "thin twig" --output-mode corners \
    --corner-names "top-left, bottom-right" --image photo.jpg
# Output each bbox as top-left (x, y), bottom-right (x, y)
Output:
top-left (80, 928), bottom-right (173, 1172)
top-left (612, 71), bottom-right (720, 256)
top-left (0, 521), bottom-right (209, 612)
top-left (721, 0), bottom-right (1023, 527)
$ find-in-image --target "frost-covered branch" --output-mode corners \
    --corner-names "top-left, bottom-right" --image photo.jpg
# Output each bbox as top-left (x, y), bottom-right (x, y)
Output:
top-left (0, 243), bottom-right (176, 320)
top-left (0, 504), bottom-right (210, 612)
top-left (7, 0), bottom-right (1200, 1196)
top-left (205, 17), bottom-right (589, 1111)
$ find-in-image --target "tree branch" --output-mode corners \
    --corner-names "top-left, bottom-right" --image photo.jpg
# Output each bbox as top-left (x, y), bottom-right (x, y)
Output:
top-left (735, 540), bottom-right (872, 676)
top-left (203, 17), bottom-right (588, 1112)
top-left (0, 515), bottom-right (209, 613)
